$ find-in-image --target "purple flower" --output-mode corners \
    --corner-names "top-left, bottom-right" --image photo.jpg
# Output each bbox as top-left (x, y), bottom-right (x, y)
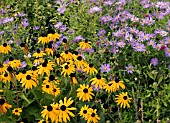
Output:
top-left (20, 61), bottom-right (27, 68)
top-left (59, 25), bottom-right (67, 32)
top-left (72, 35), bottom-right (84, 43)
top-left (88, 6), bottom-right (102, 14)
top-left (100, 64), bottom-right (111, 73)
top-left (54, 22), bottom-right (63, 29)
top-left (58, 6), bottom-right (66, 14)
top-left (126, 64), bottom-right (134, 74)
top-left (91, 84), bottom-right (101, 91)
top-left (33, 26), bottom-right (40, 30)
top-left (133, 43), bottom-right (146, 52)
top-left (21, 21), bottom-right (29, 28)
top-left (151, 58), bottom-right (158, 66)
top-left (97, 29), bottom-right (106, 36)
top-left (165, 48), bottom-right (170, 57)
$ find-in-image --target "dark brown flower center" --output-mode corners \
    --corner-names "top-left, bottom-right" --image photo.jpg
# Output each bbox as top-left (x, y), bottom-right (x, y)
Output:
top-left (15, 109), bottom-right (18, 112)
top-left (60, 105), bottom-right (66, 111)
top-left (83, 88), bottom-right (88, 93)
top-left (62, 38), bottom-right (67, 43)
top-left (7, 66), bottom-right (13, 72)
top-left (89, 64), bottom-right (93, 68)
top-left (37, 49), bottom-right (40, 53)
top-left (46, 85), bottom-right (49, 88)
top-left (0, 99), bottom-right (5, 105)
top-left (9, 57), bottom-right (14, 61)
top-left (4, 73), bottom-right (8, 77)
top-left (42, 62), bottom-right (47, 67)
top-left (47, 106), bottom-right (53, 111)
top-left (77, 56), bottom-right (82, 61)
top-left (96, 74), bottom-right (101, 79)
top-left (49, 75), bottom-right (55, 81)
top-left (91, 113), bottom-right (95, 117)
top-left (53, 89), bottom-right (56, 92)
top-left (26, 75), bottom-right (31, 80)
top-left (64, 65), bottom-right (69, 69)
top-left (3, 43), bottom-right (7, 47)
top-left (115, 78), bottom-right (120, 83)
top-left (123, 96), bottom-right (127, 100)
top-left (83, 110), bottom-right (87, 114)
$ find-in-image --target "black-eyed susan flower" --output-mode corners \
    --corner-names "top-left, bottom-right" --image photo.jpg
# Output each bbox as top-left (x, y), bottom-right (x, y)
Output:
top-left (104, 81), bottom-right (116, 93)
top-left (79, 105), bottom-right (92, 119)
top-left (32, 49), bottom-right (46, 58)
top-left (60, 51), bottom-right (73, 61)
top-left (51, 87), bottom-right (60, 97)
top-left (70, 73), bottom-right (78, 85)
top-left (75, 55), bottom-right (87, 71)
top-left (115, 92), bottom-right (132, 108)
top-left (79, 39), bottom-right (92, 50)
top-left (20, 73), bottom-right (38, 90)
top-left (0, 43), bottom-right (11, 54)
top-left (7, 57), bottom-right (22, 69)
top-left (45, 44), bottom-right (54, 56)
top-left (54, 53), bottom-right (64, 65)
top-left (0, 64), bottom-right (8, 74)
top-left (0, 98), bottom-right (12, 114)
top-left (61, 63), bottom-right (75, 77)
top-left (53, 33), bottom-right (60, 41)
top-left (12, 108), bottom-right (22, 116)
top-left (41, 103), bottom-right (60, 122)
top-left (86, 109), bottom-right (100, 123)
top-left (58, 97), bottom-right (76, 122)
top-left (83, 64), bottom-right (98, 75)
top-left (90, 74), bottom-right (106, 89)
top-left (72, 51), bottom-right (79, 60)
top-left (15, 70), bottom-right (32, 81)
top-left (37, 61), bottom-right (54, 76)
top-left (111, 78), bottom-right (125, 91)
top-left (38, 36), bottom-right (49, 44)
top-left (77, 84), bottom-right (94, 102)
top-left (42, 82), bottom-right (54, 94)
top-left (0, 72), bottom-right (11, 84)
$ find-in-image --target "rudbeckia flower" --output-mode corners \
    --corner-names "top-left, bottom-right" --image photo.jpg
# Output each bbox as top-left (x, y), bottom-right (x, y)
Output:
top-left (42, 82), bottom-right (54, 94)
top-left (111, 78), bottom-right (125, 91)
top-left (12, 108), bottom-right (22, 116)
top-left (79, 105), bottom-right (92, 119)
top-left (34, 57), bottom-right (44, 66)
top-left (58, 97), bottom-right (76, 122)
top-left (51, 87), bottom-right (60, 97)
top-left (77, 84), bottom-right (94, 102)
top-left (38, 36), bottom-right (49, 44)
top-left (86, 109), bottom-right (100, 123)
top-left (54, 53), bottom-right (64, 65)
top-left (115, 92), bottom-right (132, 108)
top-left (0, 72), bottom-right (11, 83)
top-left (7, 57), bottom-right (22, 69)
top-left (104, 81), bottom-right (116, 93)
top-left (61, 63), bottom-right (75, 77)
top-left (79, 39), bottom-right (92, 50)
top-left (41, 103), bottom-right (60, 122)
top-left (0, 63), bottom-right (8, 74)
top-left (32, 49), bottom-right (46, 58)
top-left (83, 64), bottom-right (98, 75)
top-left (0, 98), bottom-right (12, 114)
top-left (60, 51), bottom-right (73, 61)
top-left (0, 43), bottom-right (11, 54)
top-left (20, 73), bottom-right (38, 90)
top-left (90, 74), bottom-right (106, 89)
top-left (37, 60), bottom-right (54, 76)
top-left (70, 73), bottom-right (78, 85)
top-left (45, 44), bottom-right (54, 56)
top-left (75, 55), bottom-right (87, 70)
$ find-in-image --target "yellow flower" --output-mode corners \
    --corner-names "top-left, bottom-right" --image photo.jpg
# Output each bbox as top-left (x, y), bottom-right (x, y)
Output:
top-left (53, 33), bottom-right (60, 41)
top-left (90, 74), bottom-right (106, 89)
top-left (86, 109), bottom-right (100, 123)
top-left (20, 73), bottom-right (38, 90)
top-left (54, 53), bottom-right (64, 65)
top-left (79, 39), bottom-right (92, 50)
top-left (0, 63), bottom-right (8, 74)
top-left (111, 78), bottom-right (125, 91)
top-left (0, 98), bottom-right (12, 114)
top-left (79, 105), bottom-right (92, 119)
top-left (0, 43), bottom-right (11, 54)
top-left (51, 87), bottom-right (60, 97)
top-left (60, 51), bottom-right (73, 61)
top-left (61, 63), bottom-right (75, 77)
top-left (77, 84), bottom-right (94, 102)
top-left (37, 60), bottom-right (54, 76)
top-left (7, 57), bottom-right (22, 69)
top-left (42, 82), bottom-right (54, 94)
top-left (38, 120), bottom-right (49, 123)
top-left (38, 36), bottom-right (49, 44)
top-left (75, 55), bottom-right (87, 70)
top-left (12, 108), bottom-right (22, 116)
top-left (45, 46), bottom-right (53, 56)
top-left (34, 57), bottom-right (44, 66)
top-left (32, 49), bottom-right (46, 58)
top-left (115, 92), bottom-right (132, 108)
top-left (58, 97), bottom-right (76, 122)
top-left (41, 103), bottom-right (60, 122)
top-left (0, 72), bottom-right (11, 84)
top-left (104, 81), bottom-right (116, 93)
top-left (70, 73), bottom-right (78, 85)
top-left (83, 64), bottom-right (98, 75)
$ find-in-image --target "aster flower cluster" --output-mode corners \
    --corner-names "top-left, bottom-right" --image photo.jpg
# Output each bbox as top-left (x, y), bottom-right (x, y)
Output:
top-left (0, 0), bottom-right (170, 122)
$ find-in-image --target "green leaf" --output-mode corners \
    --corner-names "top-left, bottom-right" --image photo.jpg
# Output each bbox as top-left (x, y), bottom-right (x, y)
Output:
top-left (158, 76), bottom-right (163, 84)
top-left (146, 71), bottom-right (154, 80)
top-left (19, 93), bottom-right (31, 104)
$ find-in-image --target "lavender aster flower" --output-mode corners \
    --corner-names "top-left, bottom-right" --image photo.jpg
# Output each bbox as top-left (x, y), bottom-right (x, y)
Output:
top-left (165, 48), bottom-right (170, 57)
top-left (20, 61), bottom-right (27, 68)
top-left (100, 64), bottom-right (111, 73)
top-left (126, 64), bottom-right (134, 74)
top-left (88, 6), bottom-right (102, 14)
top-left (151, 58), bottom-right (158, 66)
